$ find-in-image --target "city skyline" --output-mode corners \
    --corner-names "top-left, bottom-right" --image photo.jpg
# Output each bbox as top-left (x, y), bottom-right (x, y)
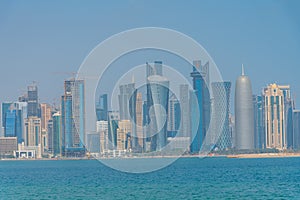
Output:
top-left (1, 2), bottom-right (300, 199)
top-left (0, 1), bottom-right (300, 110)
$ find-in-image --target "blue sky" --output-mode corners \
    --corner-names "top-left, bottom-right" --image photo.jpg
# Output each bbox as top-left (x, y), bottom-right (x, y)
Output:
top-left (0, 0), bottom-right (300, 109)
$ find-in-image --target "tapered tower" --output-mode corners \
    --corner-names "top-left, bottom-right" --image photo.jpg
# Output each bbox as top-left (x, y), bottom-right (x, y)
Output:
top-left (235, 65), bottom-right (254, 150)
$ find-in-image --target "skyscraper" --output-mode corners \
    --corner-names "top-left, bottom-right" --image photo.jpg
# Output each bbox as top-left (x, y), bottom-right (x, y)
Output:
top-left (47, 119), bottom-right (53, 154)
top-left (96, 94), bottom-right (108, 121)
top-left (179, 84), bottom-right (190, 138)
top-left (193, 60), bottom-right (210, 136)
top-left (52, 112), bottom-right (61, 156)
top-left (119, 83), bottom-right (136, 120)
top-left (4, 103), bottom-right (25, 143)
top-left (27, 84), bottom-right (39, 117)
top-left (292, 110), bottom-right (300, 150)
top-left (2, 102), bottom-right (13, 129)
top-left (235, 66), bottom-right (254, 150)
top-left (40, 103), bottom-right (52, 133)
top-left (253, 95), bottom-right (265, 149)
top-left (61, 79), bottom-right (85, 156)
top-left (146, 61), bottom-right (163, 78)
top-left (148, 75), bottom-right (169, 151)
top-left (146, 61), bottom-right (163, 143)
top-left (107, 111), bottom-right (119, 150)
top-left (117, 120), bottom-right (132, 151)
top-left (263, 83), bottom-right (287, 150)
top-left (23, 116), bottom-right (42, 158)
top-left (97, 120), bottom-right (108, 153)
top-left (135, 92), bottom-right (144, 152)
top-left (211, 81), bottom-right (232, 150)
top-left (278, 85), bottom-right (294, 149)
top-left (5, 110), bottom-right (17, 137)
top-left (189, 60), bottom-right (210, 153)
top-left (167, 94), bottom-right (180, 137)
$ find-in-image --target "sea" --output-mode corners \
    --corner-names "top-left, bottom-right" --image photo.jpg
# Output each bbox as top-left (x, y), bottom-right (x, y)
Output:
top-left (0, 157), bottom-right (299, 200)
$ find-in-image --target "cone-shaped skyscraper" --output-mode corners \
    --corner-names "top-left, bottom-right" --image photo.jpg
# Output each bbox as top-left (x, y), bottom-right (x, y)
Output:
top-left (235, 65), bottom-right (254, 150)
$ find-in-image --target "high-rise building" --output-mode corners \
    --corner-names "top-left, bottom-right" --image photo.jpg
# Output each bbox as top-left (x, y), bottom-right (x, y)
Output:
top-left (135, 92), bottom-right (144, 152)
top-left (117, 120), bottom-right (132, 151)
top-left (146, 61), bottom-right (163, 78)
top-left (263, 83), bottom-right (287, 150)
top-left (278, 85), bottom-right (294, 149)
top-left (193, 61), bottom-right (210, 136)
top-left (148, 75), bottom-right (169, 151)
top-left (211, 81), bottom-right (231, 150)
top-left (2, 102), bottom-right (13, 129)
top-left (235, 66), bottom-right (254, 150)
top-left (52, 112), bottom-right (61, 156)
top-left (119, 83), bottom-right (136, 120)
top-left (61, 79), bottom-right (85, 156)
top-left (4, 103), bottom-right (25, 143)
top-left (179, 84), bottom-right (190, 138)
top-left (5, 110), bottom-right (17, 137)
top-left (27, 84), bottom-right (39, 117)
top-left (167, 94), bottom-right (180, 137)
top-left (108, 111), bottom-right (119, 150)
top-left (189, 89), bottom-right (200, 153)
top-left (146, 61), bottom-right (163, 144)
top-left (189, 60), bottom-right (210, 153)
top-left (47, 119), bottom-right (53, 154)
top-left (292, 110), bottom-right (300, 150)
top-left (229, 114), bottom-right (235, 148)
top-left (86, 133), bottom-right (100, 153)
top-left (40, 103), bottom-right (52, 133)
top-left (96, 94), bottom-right (108, 121)
top-left (253, 95), bottom-right (265, 149)
top-left (97, 120), bottom-right (108, 153)
top-left (24, 117), bottom-right (42, 156)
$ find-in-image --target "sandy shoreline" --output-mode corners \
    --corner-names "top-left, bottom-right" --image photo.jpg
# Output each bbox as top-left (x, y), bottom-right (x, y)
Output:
top-left (226, 153), bottom-right (300, 158)
top-left (1, 153), bottom-right (300, 161)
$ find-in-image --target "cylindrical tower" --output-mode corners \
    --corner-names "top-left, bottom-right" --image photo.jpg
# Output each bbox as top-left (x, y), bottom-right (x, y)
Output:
top-left (235, 66), bottom-right (254, 150)
top-left (148, 75), bottom-right (169, 151)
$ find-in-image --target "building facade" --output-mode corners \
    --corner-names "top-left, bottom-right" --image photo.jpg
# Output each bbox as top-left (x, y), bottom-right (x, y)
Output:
top-left (96, 94), bottom-right (108, 121)
top-left (253, 95), bottom-right (265, 149)
top-left (211, 81), bottom-right (232, 150)
top-left (293, 110), bottom-right (300, 150)
top-left (263, 83), bottom-right (286, 150)
top-left (179, 84), bottom-right (190, 138)
top-left (61, 79), bottom-right (85, 156)
top-left (27, 84), bottom-right (39, 117)
top-left (148, 75), bottom-right (169, 151)
top-left (189, 60), bottom-right (210, 153)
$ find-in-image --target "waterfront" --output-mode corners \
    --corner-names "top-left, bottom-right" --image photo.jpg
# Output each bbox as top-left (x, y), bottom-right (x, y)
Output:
top-left (0, 157), bottom-right (299, 199)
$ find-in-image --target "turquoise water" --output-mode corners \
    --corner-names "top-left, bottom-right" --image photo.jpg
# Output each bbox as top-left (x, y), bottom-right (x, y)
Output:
top-left (0, 157), bottom-right (299, 199)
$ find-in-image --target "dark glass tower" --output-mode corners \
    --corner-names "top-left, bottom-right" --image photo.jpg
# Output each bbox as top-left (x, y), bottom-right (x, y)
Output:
top-left (27, 85), bottom-right (39, 117)
top-left (189, 60), bottom-right (210, 153)
top-left (5, 110), bottom-right (17, 137)
top-left (293, 110), bottom-right (300, 150)
top-left (61, 79), bottom-right (85, 156)
top-left (53, 112), bottom-right (61, 156)
top-left (96, 94), bottom-right (108, 121)
top-left (108, 111), bottom-right (119, 150)
top-left (253, 95), bottom-right (265, 149)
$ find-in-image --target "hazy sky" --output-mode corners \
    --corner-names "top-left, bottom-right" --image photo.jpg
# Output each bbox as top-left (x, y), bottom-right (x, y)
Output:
top-left (0, 0), bottom-right (300, 109)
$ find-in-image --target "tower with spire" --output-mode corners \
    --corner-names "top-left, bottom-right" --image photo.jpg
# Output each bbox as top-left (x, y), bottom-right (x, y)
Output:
top-left (234, 64), bottom-right (254, 150)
